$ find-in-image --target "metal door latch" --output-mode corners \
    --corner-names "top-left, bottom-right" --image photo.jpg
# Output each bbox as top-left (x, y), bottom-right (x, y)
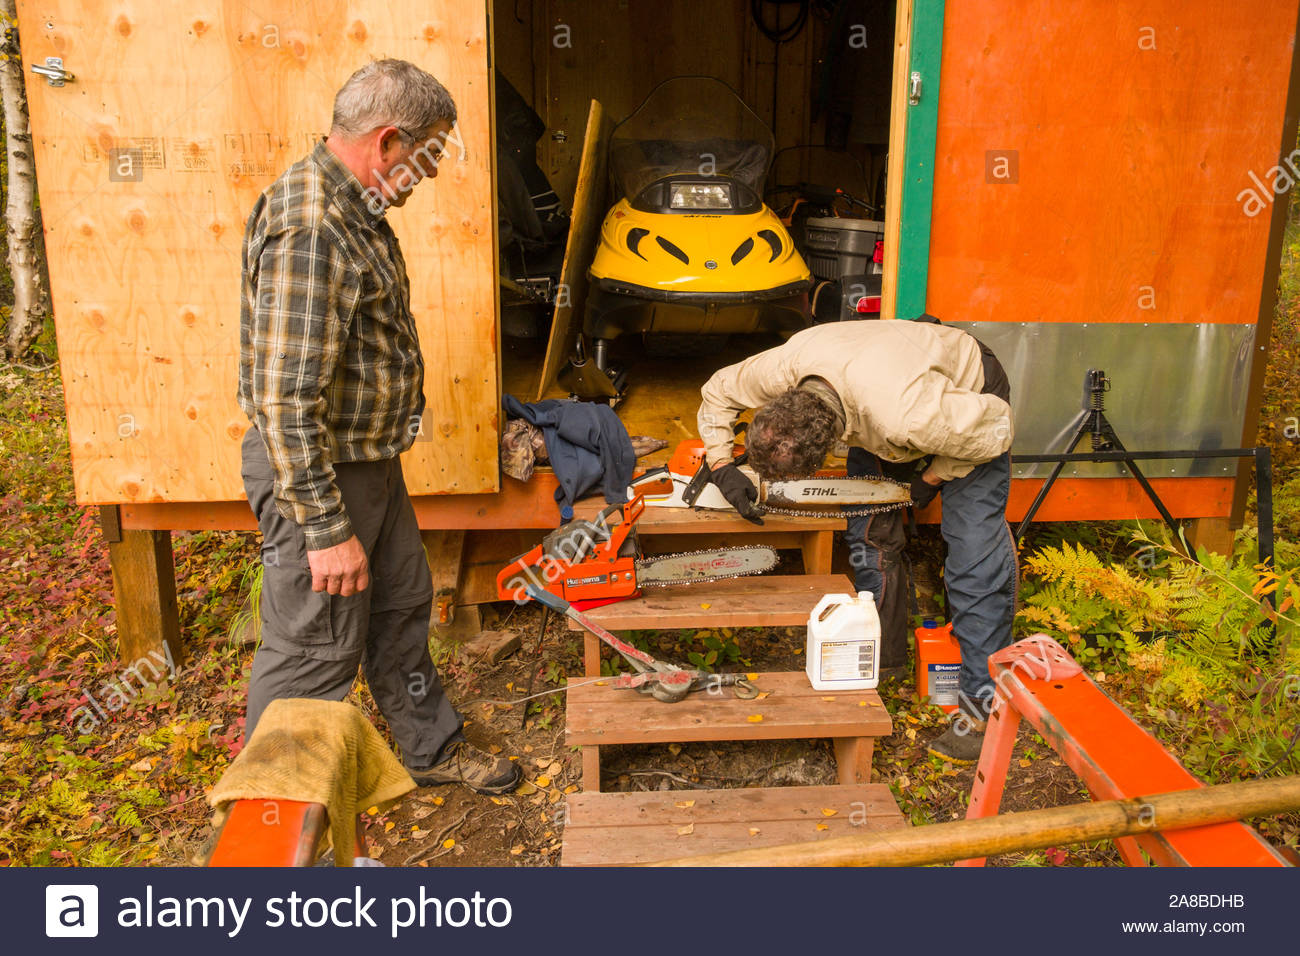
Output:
top-left (909, 71), bottom-right (922, 105)
top-left (31, 57), bottom-right (74, 87)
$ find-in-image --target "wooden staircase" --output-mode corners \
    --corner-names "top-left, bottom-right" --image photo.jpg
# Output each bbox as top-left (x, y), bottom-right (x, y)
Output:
top-left (559, 506), bottom-right (907, 865)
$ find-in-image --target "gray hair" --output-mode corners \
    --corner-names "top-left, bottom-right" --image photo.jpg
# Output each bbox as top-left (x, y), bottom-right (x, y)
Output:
top-left (330, 59), bottom-right (457, 137)
top-left (747, 388), bottom-right (839, 480)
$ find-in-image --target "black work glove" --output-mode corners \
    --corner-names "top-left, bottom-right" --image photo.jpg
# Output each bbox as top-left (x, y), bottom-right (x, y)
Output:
top-left (711, 463), bottom-right (764, 525)
top-left (909, 472), bottom-right (943, 510)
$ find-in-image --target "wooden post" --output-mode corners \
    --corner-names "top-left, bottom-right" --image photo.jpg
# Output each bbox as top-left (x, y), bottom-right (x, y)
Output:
top-left (1184, 517), bottom-right (1235, 558)
top-left (832, 737), bottom-right (874, 784)
top-left (100, 506), bottom-right (183, 670)
top-left (649, 775), bottom-right (1300, 867)
top-left (582, 747), bottom-right (601, 793)
top-left (800, 529), bottom-right (834, 575)
top-left (422, 529), bottom-right (466, 628)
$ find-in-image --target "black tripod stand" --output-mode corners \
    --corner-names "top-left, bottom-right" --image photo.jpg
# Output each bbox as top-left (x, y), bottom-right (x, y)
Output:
top-left (1014, 369), bottom-right (1181, 541)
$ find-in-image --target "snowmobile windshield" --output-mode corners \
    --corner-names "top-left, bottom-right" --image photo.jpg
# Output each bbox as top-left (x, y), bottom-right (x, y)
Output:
top-left (609, 77), bottom-right (774, 210)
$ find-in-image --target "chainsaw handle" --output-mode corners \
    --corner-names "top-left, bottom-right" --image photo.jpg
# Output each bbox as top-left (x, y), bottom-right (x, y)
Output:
top-left (495, 543), bottom-right (545, 602)
top-left (525, 582), bottom-right (569, 614)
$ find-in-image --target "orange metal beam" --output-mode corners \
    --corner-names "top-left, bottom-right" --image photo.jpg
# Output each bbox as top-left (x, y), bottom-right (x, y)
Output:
top-left (958, 636), bottom-right (1287, 867)
top-left (117, 476), bottom-right (1235, 531)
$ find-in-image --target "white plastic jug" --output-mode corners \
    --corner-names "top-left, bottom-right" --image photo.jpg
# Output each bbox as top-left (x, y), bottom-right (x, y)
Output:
top-left (805, 592), bottom-right (881, 690)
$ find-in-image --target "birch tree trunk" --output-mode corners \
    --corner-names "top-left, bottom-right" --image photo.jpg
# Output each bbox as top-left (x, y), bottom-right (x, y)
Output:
top-left (1, 1), bottom-right (49, 361)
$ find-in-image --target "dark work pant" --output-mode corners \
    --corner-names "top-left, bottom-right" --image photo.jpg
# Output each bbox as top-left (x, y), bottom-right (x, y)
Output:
top-left (846, 450), bottom-right (1018, 702)
top-left (845, 449), bottom-right (914, 669)
top-left (240, 427), bottom-right (463, 770)
top-left (939, 452), bottom-right (1018, 711)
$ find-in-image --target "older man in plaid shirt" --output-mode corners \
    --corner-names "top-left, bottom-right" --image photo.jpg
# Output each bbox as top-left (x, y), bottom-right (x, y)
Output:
top-left (237, 60), bottom-right (519, 794)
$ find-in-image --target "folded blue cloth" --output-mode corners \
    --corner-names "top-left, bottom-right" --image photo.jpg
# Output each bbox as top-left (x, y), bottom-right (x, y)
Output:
top-left (502, 395), bottom-right (636, 522)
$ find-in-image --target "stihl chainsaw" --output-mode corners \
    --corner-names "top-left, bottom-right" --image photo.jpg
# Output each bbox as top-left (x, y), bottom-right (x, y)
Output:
top-left (629, 440), bottom-right (913, 517)
top-left (496, 493), bottom-right (778, 606)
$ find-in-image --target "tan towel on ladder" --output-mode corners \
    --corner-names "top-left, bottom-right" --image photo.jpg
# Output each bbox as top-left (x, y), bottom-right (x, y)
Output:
top-left (208, 698), bottom-right (415, 865)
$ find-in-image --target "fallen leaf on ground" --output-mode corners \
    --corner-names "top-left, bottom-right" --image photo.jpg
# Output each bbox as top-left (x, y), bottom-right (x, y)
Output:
top-left (677, 823), bottom-right (695, 836)
top-left (442, 838), bottom-right (455, 849)
top-left (515, 781), bottom-right (538, 795)
top-left (487, 744), bottom-right (502, 754)
top-left (748, 828), bottom-right (760, 837)
top-left (821, 808), bottom-right (838, 817)
top-left (668, 743), bottom-right (682, 756)
top-left (1018, 758), bottom-right (1032, 768)
top-left (675, 800), bottom-right (695, 809)
top-left (510, 845), bottom-right (525, 856)
top-left (411, 828), bottom-right (430, 840)
top-left (747, 714), bottom-right (763, 723)
top-left (700, 603), bottom-right (711, 610)
top-left (816, 823), bottom-right (829, 831)
top-left (536, 775), bottom-right (551, 788)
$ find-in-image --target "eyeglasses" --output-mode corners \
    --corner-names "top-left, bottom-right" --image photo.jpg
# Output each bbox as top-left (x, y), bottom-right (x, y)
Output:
top-left (392, 125), bottom-right (445, 167)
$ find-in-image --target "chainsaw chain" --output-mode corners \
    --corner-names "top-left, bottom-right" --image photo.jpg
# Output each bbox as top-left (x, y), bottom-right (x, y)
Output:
top-left (758, 476), bottom-right (914, 519)
top-left (637, 545), bottom-right (779, 589)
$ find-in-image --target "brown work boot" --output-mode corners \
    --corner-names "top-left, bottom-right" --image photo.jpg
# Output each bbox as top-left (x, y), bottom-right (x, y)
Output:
top-left (407, 741), bottom-right (521, 795)
top-left (927, 713), bottom-right (988, 765)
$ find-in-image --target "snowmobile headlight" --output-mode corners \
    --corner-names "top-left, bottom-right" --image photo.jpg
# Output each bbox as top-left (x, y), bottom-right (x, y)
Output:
top-left (669, 182), bottom-right (732, 210)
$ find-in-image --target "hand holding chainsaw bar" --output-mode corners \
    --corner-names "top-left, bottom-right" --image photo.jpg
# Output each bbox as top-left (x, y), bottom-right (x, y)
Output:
top-left (679, 440), bottom-right (912, 519)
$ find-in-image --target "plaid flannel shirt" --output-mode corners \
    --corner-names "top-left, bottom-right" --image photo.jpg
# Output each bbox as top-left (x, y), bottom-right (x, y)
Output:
top-left (238, 141), bottom-right (425, 550)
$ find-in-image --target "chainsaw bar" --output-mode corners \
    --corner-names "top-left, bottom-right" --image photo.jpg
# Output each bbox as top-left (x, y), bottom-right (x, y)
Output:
top-left (634, 545), bottom-right (779, 588)
top-left (759, 476), bottom-right (913, 518)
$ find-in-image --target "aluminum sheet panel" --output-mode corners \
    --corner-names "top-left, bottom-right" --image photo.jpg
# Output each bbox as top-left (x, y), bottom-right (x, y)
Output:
top-left (947, 322), bottom-right (1256, 479)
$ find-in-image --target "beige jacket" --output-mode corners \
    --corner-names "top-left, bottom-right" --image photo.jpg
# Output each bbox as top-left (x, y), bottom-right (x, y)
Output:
top-left (698, 322), bottom-right (1013, 481)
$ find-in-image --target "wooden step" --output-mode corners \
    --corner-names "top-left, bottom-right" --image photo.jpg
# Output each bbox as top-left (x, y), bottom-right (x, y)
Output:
top-left (565, 573), bottom-right (855, 631)
top-left (567, 671), bottom-right (891, 746)
top-left (568, 670), bottom-right (891, 791)
top-left (561, 783), bottom-right (907, 866)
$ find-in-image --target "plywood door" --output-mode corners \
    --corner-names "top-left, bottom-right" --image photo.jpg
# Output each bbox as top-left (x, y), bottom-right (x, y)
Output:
top-left (16, 1), bottom-right (499, 503)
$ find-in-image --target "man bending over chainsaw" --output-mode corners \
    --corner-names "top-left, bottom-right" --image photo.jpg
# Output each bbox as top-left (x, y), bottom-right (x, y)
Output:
top-left (695, 317), bottom-right (1015, 763)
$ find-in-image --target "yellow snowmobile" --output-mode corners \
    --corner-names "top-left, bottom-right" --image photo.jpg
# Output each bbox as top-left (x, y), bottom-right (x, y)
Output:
top-left (567, 76), bottom-right (811, 399)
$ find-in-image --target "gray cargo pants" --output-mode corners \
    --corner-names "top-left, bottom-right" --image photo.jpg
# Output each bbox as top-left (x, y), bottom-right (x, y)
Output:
top-left (240, 427), bottom-right (463, 770)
